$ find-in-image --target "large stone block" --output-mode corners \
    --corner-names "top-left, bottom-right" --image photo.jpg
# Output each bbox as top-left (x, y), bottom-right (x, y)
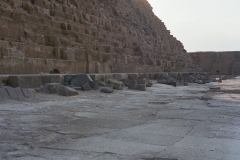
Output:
top-left (8, 75), bottom-right (43, 88)
top-left (8, 75), bottom-right (64, 88)
top-left (67, 74), bottom-right (93, 87)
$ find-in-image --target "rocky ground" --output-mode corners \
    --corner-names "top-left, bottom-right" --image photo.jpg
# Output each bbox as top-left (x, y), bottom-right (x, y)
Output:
top-left (0, 76), bottom-right (240, 160)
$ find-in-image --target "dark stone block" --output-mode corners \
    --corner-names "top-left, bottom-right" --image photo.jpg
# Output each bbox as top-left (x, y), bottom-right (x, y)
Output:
top-left (3, 86), bottom-right (19, 100)
top-left (21, 88), bottom-right (32, 98)
top-left (8, 75), bottom-right (42, 88)
top-left (0, 88), bottom-right (11, 99)
top-left (81, 83), bottom-right (92, 91)
top-left (136, 79), bottom-right (147, 84)
top-left (128, 80), bottom-right (138, 89)
top-left (63, 74), bottom-right (75, 85)
top-left (69, 74), bottom-right (93, 87)
top-left (89, 81), bottom-right (99, 90)
top-left (15, 87), bottom-right (25, 100)
top-left (136, 84), bottom-right (146, 91)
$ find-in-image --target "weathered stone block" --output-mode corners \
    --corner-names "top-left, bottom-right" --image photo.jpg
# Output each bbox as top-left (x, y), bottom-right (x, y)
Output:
top-left (128, 80), bottom-right (138, 90)
top-left (8, 75), bottom-right (42, 88)
top-left (0, 88), bottom-right (11, 99)
top-left (69, 74), bottom-right (93, 87)
top-left (81, 83), bottom-right (92, 91)
top-left (3, 86), bottom-right (19, 100)
top-left (58, 86), bottom-right (79, 96)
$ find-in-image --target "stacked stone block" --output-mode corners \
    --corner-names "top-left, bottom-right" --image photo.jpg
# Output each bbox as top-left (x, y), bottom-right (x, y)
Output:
top-left (0, 0), bottom-right (200, 74)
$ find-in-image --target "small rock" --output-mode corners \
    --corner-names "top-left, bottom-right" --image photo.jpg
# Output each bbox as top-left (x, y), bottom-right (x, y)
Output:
top-left (81, 83), bottom-right (92, 91)
top-left (209, 86), bottom-right (221, 92)
top-left (100, 85), bottom-right (114, 93)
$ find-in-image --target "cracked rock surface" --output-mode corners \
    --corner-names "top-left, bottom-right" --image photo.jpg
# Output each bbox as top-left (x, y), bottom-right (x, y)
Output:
top-left (0, 77), bottom-right (240, 160)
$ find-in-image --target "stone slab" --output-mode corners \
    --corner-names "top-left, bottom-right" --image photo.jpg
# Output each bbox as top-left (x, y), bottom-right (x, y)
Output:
top-left (15, 87), bottom-right (25, 100)
top-left (81, 83), bottom-right (92, 91)
top-left (21, 88), bottom-right (32, 98)
top-left (69, 74), bottom-right (93, 87)
top-left (0, 88), bottom-right (11, 99)
top-left (3, 86), bottom-right (19, 100)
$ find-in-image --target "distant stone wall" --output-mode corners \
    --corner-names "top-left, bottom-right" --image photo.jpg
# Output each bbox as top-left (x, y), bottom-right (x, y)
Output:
top-left (0, 0), bottom-right (200, 74)
top-left (189, 51), bottom-right (240, 75)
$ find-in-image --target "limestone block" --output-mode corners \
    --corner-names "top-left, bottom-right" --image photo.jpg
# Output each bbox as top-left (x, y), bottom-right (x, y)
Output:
top-left (61, 47), bottom-right (75, 61)
top-left (8, 75), bottom-right (43, 88)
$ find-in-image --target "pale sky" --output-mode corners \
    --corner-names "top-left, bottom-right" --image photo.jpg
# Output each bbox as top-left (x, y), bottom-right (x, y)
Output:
top-left (147, 0), bottom-right (240, 52)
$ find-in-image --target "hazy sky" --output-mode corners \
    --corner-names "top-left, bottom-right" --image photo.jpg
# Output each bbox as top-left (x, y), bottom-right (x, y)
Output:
top-left (147, 0), bottom-right (240, 52)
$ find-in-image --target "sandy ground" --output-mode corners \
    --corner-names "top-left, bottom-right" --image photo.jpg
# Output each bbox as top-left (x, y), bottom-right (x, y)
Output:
top-left (0, 77), bottom-right (240, 160)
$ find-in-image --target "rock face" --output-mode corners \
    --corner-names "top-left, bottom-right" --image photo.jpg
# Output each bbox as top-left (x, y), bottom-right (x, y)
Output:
top-left (0, 0), bottom-right (200, 74)
top-left (190, 51), bottom-right (240, 75)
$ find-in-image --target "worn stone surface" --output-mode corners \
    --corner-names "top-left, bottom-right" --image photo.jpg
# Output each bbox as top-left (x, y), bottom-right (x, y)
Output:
top-left (0, 76), bottom-right (240, 160)
top-left (190, 51), bottom-right (240, 75)
top-left (0, 0), bottom-right (200, 74)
